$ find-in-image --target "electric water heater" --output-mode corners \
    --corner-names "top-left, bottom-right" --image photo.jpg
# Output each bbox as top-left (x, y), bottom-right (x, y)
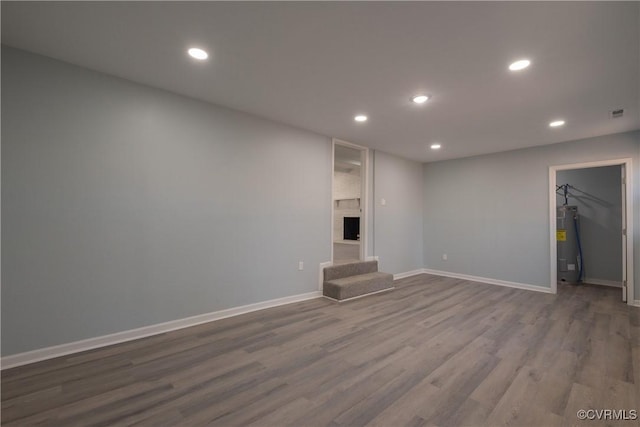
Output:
top-left (557, 205), bottom-right (581, 284)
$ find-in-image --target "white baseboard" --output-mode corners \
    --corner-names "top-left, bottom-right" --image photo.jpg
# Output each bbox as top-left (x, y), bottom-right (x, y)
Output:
top-left (422, 269), bottom-right (553, 294)
top-left (1, 291), bottom-right (322, 370)
top-left (322, 287), bottom-right (395, 303)
top-left (629, 300), bottom-right (640, 308)
top-left (394, 269), bottom-right (425, 280)
top-left (318, 261), bottom-right (333, 291)
top-left (583, 277), bottom-right (622, 288)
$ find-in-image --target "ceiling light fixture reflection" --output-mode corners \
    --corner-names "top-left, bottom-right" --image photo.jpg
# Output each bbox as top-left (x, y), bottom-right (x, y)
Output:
top-left (188, 48), bottom-right (209, 60)
top-left (412, 95), bottom-right (430, 104)
top-left (509, 59), bottom-right (531, 71)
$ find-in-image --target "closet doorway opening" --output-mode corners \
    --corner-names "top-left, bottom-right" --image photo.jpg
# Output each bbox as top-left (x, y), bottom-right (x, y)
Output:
top-left (549, 158), bottom-right (633, 304)
top-left (332, 139), bottom-right (369, 264)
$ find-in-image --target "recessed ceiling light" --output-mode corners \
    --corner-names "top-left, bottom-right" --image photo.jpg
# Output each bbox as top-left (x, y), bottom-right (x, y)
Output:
top-left (509, 59), bottom-right (531, 71)
top-left (354, 115), bottom-right (368, 122)
top-left (549, 120), bottom-right (565, 127)
top-left (430, 143), bottom-right (441, 150)
top-left (188, 48), bottom-right (208, 60)
top-left (412, 95), bottom-right (430, 104)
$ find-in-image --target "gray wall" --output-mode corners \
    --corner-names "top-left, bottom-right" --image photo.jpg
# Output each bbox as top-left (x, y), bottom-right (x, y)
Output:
top-left (557, 166), bottom-right (622, 283)
top-left (423, 131), bottom-right (640, 294)
top-left (373, 151), bottom-right (424, 274)
top-left (2, 47), bottom-right (332, 355)
top-left (3, 46), bottom-right (638, 357)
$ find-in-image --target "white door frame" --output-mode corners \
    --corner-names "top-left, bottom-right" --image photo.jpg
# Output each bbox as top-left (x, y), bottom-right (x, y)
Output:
top-left (548, 158), bottom-right (634, 304)
top-left (331, 138), bottom-right (370, 262)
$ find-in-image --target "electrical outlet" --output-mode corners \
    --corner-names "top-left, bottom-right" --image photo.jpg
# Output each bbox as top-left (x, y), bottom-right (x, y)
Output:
top-left (298, 261), bottom-right (304, 271)
top-left (442, 253), bottom-right (448, 261)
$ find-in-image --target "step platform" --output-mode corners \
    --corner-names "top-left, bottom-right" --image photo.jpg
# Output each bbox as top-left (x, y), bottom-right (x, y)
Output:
top-left (323, 260), bottom-right (394, 301)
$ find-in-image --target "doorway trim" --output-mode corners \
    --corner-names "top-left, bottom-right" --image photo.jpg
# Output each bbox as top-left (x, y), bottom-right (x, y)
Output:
top-left (331, 138), bottom-right (370, 262)
top-left (548, 158), bottom-right (633, 304)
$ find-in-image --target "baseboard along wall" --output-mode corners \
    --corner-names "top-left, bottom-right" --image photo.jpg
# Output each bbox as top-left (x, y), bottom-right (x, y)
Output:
top-left (6, 266), bottom-right (630, 369)
top-left (1, 291), bottom-right (322, 370)
top-left (393, 269), bottom-right (425, 280)
top-left (421, 268), bottom-right (554, 294)
top-left (583, 277), bottom-right (623, 288)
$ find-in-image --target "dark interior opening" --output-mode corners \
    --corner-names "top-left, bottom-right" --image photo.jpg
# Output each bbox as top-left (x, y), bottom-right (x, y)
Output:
top-left (344, 217), bottom-right (360, 241)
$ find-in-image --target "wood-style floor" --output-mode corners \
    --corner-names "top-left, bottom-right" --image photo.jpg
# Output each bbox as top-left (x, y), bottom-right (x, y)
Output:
top-left (2, 274), bottom-right (639, 426)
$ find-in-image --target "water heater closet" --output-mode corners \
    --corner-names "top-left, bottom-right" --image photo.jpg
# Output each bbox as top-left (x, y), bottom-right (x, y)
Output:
top-left (556, 184), bottom-right (584, 284)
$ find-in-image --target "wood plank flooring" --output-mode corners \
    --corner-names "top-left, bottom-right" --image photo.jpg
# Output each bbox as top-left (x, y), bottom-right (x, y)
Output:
top-left (2, 274), bottom-right (639, 426)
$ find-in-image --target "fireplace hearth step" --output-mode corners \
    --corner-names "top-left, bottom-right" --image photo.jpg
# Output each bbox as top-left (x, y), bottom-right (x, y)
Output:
top-left (323, 260), bottom-right (394, 301)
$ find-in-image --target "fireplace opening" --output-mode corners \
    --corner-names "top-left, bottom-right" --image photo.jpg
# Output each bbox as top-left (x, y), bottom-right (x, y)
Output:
top-left (343, 217), bottom-right (360, 241)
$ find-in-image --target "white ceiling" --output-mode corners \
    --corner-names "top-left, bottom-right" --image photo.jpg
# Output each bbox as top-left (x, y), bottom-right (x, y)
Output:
top-left (2, 2), bottom-right (639, 162)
